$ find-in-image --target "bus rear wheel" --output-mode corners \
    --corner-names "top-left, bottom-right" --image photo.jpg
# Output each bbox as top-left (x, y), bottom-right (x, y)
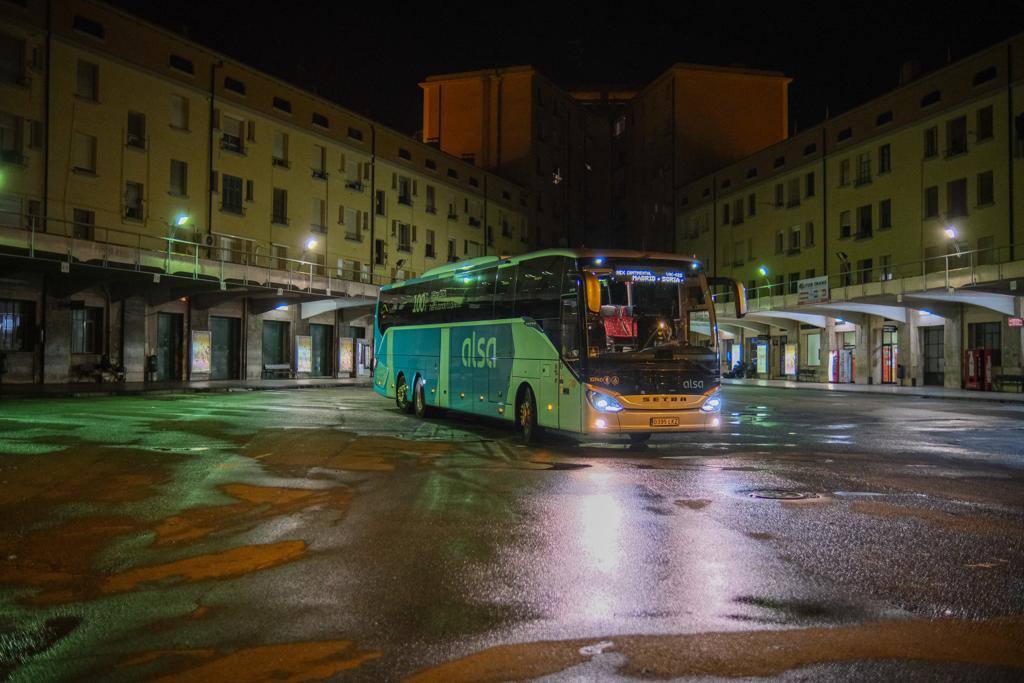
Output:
top-left (518, 386), bottom-right (542, 444)
top-left (413, 378), bottom-right (435, 418)
top-left (395, 373), bottom-right (413, 413)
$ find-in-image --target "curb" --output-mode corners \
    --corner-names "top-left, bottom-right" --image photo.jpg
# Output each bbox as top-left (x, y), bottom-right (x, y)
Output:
top-left (721, 379), bottom-right (1024, 404)
top-left (0, 381), bottom-right (374, 401)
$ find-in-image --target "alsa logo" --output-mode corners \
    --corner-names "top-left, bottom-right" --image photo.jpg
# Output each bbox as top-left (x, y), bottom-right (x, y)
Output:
top-left (461, 332), bottom-right (497, 369)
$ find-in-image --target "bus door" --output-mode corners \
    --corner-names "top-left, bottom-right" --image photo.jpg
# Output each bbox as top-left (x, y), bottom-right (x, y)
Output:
top-left (558, 266), bottom-right (583, 432)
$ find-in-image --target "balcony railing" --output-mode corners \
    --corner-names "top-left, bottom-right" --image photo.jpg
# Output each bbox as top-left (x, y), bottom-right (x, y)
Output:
top-left (272, 157), bottom-right (290, 168)
top-left (220, 134), bottom-right (243, 154)
top-left (345, 180), bottom-right (364, 192)
top-left (0, 211), bottom-right (409, 295)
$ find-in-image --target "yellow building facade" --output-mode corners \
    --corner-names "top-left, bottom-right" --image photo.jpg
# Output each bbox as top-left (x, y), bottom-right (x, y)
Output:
top-left (0, 0), bottom-right (528, 385)
top-left (678, 34), bottom-right (1024, 391)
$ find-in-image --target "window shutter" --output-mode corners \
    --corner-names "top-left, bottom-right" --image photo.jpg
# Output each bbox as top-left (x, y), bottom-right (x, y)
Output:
top-left (362, 211), bottom-right (369, 229)
top-left (338, 205), bottom-right (344, 224)
top-left (245, 179), bottom-right (254, 202)
top-left (246, 120), bottom-right (256, 141)
top-left (412, 225), bottom-right (418, 242)
top-left (210, 171), bottom-right (219, 193)
top-left (391, 173), bottom-right (397, 189)
top-left (412, 180), bottom-right (418, 196)
top-left (212, 108), bottom-right (220, 130)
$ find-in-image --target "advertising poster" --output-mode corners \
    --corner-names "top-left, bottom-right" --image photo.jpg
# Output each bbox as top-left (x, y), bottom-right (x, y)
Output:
top-left (340, 337), bottom-right (355, 375)
top-left (784, 343), bottom-right (797, 376)
top-left (190, 330), bottom-right (211, 374)
top-left (755, 342), bottom-right (769, 374)
top-left (296, 335), bottom-right (312, 373)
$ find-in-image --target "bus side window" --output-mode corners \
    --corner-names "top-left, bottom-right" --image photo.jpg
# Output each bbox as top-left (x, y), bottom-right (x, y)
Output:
top-left (560, 260), bottom-right (581, 362)
top-left (493, 264), bottom-right (517, 319)
top-left (515, 256), bottom-right (564, 346)
top-left (466, 266), bottom-right (497, 320)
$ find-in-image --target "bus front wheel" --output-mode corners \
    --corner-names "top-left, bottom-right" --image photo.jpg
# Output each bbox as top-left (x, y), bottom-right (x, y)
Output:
top-left (518, 386), bottom-right (542, 444)
top-left (628, 433), bottom-right (652, 444)
top-left (395, 373), bottom-right (413, 414)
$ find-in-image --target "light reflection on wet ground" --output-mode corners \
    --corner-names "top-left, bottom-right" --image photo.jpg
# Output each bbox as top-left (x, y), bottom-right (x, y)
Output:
top-left (0, 386), bottom-right (1022, 680)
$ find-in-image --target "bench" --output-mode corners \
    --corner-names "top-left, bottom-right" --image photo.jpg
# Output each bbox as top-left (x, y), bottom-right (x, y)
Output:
top-left (995, 374), bottom-right (1024, 392)
top-left (797, 369), bottom-right (818, 382)
top-left (262, 363), bottom-right (292, 379)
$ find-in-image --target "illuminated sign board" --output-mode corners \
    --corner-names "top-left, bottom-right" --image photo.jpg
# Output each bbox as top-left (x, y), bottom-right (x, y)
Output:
top-left (614, 269), bottom-right (686, 284)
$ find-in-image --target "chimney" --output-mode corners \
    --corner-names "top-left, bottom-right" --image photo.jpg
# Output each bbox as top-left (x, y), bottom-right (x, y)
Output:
top-left (898, 60), bottom-right (922, 85)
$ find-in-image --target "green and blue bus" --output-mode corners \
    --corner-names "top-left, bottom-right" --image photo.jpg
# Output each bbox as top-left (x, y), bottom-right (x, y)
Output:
top-left (373, 249), bottom-right (746, 442)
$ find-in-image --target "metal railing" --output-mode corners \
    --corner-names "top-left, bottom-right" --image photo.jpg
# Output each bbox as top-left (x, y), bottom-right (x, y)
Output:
top-left (0, 211), bottom-right (404, 293)
top-left (714, 243), bottom-right (1019, 307)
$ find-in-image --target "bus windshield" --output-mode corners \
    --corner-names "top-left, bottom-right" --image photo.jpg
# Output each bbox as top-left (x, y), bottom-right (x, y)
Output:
top-left (584, 265), bottom-right (715, 364)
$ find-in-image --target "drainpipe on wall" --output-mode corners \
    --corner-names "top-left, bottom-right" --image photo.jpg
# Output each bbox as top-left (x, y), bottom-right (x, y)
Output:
top-left (369, 125), bottom-right (377, 282)
top-left (207, 60), bottom-right (222, 245)
top-left (1007, 43), bottom-right (1015, 262)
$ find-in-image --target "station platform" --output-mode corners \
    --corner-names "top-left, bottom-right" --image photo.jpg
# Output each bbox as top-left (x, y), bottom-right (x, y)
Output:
top-left (0, 377), bottom-right (372, 400)
top-left (722, 377), bottom-right (1024, 403)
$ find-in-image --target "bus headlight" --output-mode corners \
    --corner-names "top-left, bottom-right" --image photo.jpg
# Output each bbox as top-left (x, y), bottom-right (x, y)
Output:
top-left (700, 392), bottom-right (722, 413)
top-left (587, 390), bottom-right (624, 413)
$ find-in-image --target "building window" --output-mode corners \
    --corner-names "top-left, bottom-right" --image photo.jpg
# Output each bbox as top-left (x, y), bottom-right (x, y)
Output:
top-left (774, 183), bottom-right (784, 207)
top-left (839, 210), bottom-right (851, 239)
top-left (272, 131), bottom-right (288, 167)
top-left (312, 112), bottom-right (328, 128)
top-left (722, 203), bottom-right (730, 224)
top-left (856, 258), bottom-right (873, 284)
top-left (836, 127), bottom-right (852, 142)
top-left (924, 127), bottom-right (938, 158)
top-left (396, 175), bottom-right (412, 205)
top-left (789, 225), bottom-right (801, 252)
top-left (947, 178), bottom-right (967, 217)
top-left (397, 222), bottom-right (411, 252)
top-left (775, 231), bottom-right (784, 254)
top-left (839, 261), bottom-right (852, 287)
top-left (220, 115), bottom-right (244, 154)
top-left (787, 178), bottom-right (800, 207)
top-left (946, 116), bottom-right (967, 156)
top-left (425, 185), bottom-right (436, 213)
top-left (805, 172), bottom-right (815, 198)
top-left (169, 53), bottom-right (194, 75)
top-left (272, 96), bottom-right (291, 113)
top-left (968, 322), bottom-right (1001, 364)
top-left (221, 174), bottom-right (243, 214)
top-left (803, 142), bottom-right (817, 156)
top-left (924, 186), bottom-right (939, 218)
top-left (1, 111), bottom-right (23, 164)
top-left (311, 198), bottom-right (325, 232)
top-left (76, 60), bottom-right (98, 100)
top-left (788, 272), bottom-right (800, 294)
top-left (73, 14), bottom-right (105, 39)
top-left (855, 152), bottom-right (871, 185)
top-left (347, 126), bottom-right (363, 142)
top-left (805, 221), bottom-right (815, 247)
top-left (878, 144), bottom-right (891, 173)
top-left (72, 132), bottom-right (96, 173)
top-left (977, 235), bottom-right (996, 265)
top-left (839, 158), bottom-right (850, 186)
top-left (876, 110), bottom-right (893, 126)
top-left (126, 111), bottom-right (145, 149)
top-left (977, 106), bottom-right (994, 141)
top-left (879, 255), bottom-right (892, 280)
top-left (124, 181), bottom-right (143, 220)
top-left (170, 94), bottom-right (189, 130)
top-left (879, 198), bottom-right (892, 229)
top-left (272, 188), bottom-right (287, 224)
top-left (0, 33), bottom-right (25, 85)
top-left (977, 170), bottom-right (994, 206)
top-left (748, 193), bottom-right (756, 216)
top-left (169, 159), bottom-right (187, 197)
top-left (732, 198), bottom-right (743, 225)
top-left (28, 119), bottom-right (42, 149)
top-left (312, 144), bottom-right (327, 179)
top-left (223, 76), bottom-right (246, 95)
top-left (70, 306), bottom-right (103, 354)
top-left (773, 155), bottom-right (785, 168)
top-left (72, 208), bottom-right (94, 239)
top-left (0, 299), bottom-right (35, 351)
top-left (425, 229), bottom-right (436, 258)
top-left (398, 148), bottom-right (411, 161)
top-left (856, 204), bottom-right (872, 239)
top-left (375, 190), bottom-right (386, 216)
top-left (920, 90), bottom-right (941, 108)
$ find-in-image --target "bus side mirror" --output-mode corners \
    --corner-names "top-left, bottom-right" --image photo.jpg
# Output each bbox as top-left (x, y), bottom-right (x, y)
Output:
top-left (584, 273), bottom-right (601, 314)
top-left (707, 276), bottom-right (747, 319)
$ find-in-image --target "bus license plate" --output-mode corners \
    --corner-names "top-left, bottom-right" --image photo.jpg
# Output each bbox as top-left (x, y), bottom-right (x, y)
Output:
top-left (650, 417), bottom-right (679, 427)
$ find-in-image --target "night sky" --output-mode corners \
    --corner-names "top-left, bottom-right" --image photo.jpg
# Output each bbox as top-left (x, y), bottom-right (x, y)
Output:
top-left (110, 0), bottom-right (1024, 136)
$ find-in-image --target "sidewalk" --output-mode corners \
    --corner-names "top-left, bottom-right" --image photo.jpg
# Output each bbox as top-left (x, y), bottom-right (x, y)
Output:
top-left (722, 377), bottom-right (1024, 403)
top-left (0, 377), bottom-right (372, 400)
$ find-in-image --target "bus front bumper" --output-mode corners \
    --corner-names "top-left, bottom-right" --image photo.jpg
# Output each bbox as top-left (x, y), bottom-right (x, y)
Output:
top-left (584, 405), bottom-right (722, 434)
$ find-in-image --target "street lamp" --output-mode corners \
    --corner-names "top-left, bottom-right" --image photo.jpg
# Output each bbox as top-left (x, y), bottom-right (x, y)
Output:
top-left (944, 226), bottom-right (963, 255)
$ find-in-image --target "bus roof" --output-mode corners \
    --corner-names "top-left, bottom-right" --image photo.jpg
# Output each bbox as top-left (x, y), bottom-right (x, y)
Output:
top-left (386, 248), bottom-right (700, 291)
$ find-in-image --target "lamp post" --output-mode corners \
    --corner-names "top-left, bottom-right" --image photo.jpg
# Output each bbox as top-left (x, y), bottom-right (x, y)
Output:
top-left (757, 265), bottom-right (771, 298)
top-left (165, 214), bottom-right (189, 271)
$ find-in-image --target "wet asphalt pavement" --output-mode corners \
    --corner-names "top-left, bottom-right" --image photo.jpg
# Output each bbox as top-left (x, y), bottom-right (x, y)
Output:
top-left (0, 386), bottom-right (1022, 681)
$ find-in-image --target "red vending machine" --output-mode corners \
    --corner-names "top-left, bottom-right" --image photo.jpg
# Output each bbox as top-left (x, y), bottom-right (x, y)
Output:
top-left (981, 349), bottom-right (994, 391)
top-left (963, 349), bottom-right (980, 390)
